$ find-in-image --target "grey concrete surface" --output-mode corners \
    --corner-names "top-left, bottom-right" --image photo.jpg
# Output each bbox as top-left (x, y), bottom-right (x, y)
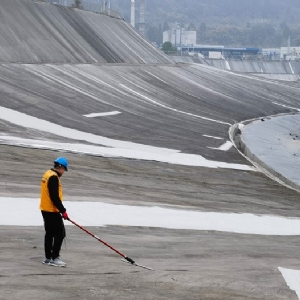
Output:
top-left (0, 0), bottom-right (172, 64)
top-left (1, 145), bottom-right (300, 216)
top-left (1, 1), bottom-right (300, 299)
top-left (1, 225), bottom-right (299, 300)
top-left (240, 114), bottom-right (300, 192)
top-left (172, 56), bottom-right (300, 76)
top-left (252, 74), bottom-right (299, 81)
top-left (0, 62), bottom-right (300, 163)
top-left (1, 145), bottom-right (300, 299)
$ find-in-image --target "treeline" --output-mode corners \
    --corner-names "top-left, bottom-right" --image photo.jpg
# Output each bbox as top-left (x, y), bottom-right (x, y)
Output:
top-left (197, 22), bottom-right (300, 48)
top-left (111, 0), bottom-right (300, 48)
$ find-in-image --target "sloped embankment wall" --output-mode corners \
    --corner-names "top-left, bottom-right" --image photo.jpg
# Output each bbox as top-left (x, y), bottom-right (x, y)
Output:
top-left (0, 0), bottom-right (173, 64)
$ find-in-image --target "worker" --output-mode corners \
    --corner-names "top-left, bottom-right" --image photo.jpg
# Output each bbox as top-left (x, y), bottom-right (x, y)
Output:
top-left (39, 157), bottom-right (69, 267)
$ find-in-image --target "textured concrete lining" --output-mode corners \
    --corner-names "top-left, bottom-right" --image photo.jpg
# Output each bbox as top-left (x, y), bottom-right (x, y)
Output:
top-left (0, 0), bottom-right (172, 64)
top-left (2, 1), bottom-right (300, 299)
top-left (252, 74), bottom-right (299, 81)
top-left (235, 114), bottom-right (300, 192)
top-left (1, 1), bottom-right (300, 181)
top-left (1, 62), bottom-right (300, 166)
top-left (172, 56), bottom-right (300, 76)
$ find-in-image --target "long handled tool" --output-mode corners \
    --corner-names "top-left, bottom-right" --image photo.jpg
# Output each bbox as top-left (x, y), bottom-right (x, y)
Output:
top-left (67, 218), bottom-right (153, 271)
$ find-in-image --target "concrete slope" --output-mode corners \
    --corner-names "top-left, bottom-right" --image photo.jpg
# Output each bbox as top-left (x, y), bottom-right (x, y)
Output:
top-left (2, 3), bottom-right (300, 299)
top-left (253, 74), bottom-right (299, 81)
top-left (172, 57), bottom-right (300, 75)
top-left (0, 1), bottom-right (299, 171)
top-left (241, 114), bottom-right (300, 192)
top-left (0, 0), bottom-right (172, 64)
top-left (226, 60), bottom-right (300, 74)
top-left (1, 63), bottom-right (300, 166)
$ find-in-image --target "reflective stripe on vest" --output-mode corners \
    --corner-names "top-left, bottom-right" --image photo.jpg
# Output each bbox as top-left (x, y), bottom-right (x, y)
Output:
top-left (39, 169), bottom-right (63, 212)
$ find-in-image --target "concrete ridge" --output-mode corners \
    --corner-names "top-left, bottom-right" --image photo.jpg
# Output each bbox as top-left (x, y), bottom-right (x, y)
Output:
top-left (230, 113), bottom-right (300, 193)
top-left (0, 0), bottom-right (173, 64)
top-left (171, 56), bottom-right (300, 76)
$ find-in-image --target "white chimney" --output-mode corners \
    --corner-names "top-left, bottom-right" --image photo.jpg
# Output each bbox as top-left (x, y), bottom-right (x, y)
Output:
top-left (139, 0), bottom-right (145, 36)
top-left (131, 0), bottom-right (135, 28)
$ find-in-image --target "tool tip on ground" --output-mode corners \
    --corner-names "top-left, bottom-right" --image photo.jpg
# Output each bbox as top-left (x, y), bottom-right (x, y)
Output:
top-left (121, 259), bottom-right (154, 271)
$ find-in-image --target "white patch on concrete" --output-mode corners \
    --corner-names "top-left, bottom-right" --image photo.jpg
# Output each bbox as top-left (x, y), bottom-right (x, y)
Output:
top-left (203, 135), bottom-right (224, 140)
top-left (289, 62), bottom-right (295, 75)
top-left (208, 141), bottom-right (233, 151)
top-left (120, 84), bottom-right (232, 126)
top-left (225, 60), bottom-right (231, 70)
top-left (2, 197), bottom-right (300, 235)
top-left (272, 101), bottom-right (300, 112)
top-left (0, 106), bottom-right (254, 171)
top-left (0, 135), bottom-right (253, 171)
top-left (279, 267), bottom-right (300, 299)
top-left (83, 111), bottom-right (121, 118)
top-left (238, 123), bottom-right (245, 131)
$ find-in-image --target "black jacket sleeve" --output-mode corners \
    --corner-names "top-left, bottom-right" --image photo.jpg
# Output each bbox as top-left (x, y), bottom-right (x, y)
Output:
top-left (48, 175), bottom-right (66, 214)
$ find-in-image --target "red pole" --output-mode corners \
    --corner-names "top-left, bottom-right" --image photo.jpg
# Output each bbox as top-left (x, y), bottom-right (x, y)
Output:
top-left (67, 218), bottom-right (135, 264)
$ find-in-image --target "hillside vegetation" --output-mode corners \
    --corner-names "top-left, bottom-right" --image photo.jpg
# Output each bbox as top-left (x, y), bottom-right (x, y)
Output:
top-left (111, 0), bottom-right (300, 47)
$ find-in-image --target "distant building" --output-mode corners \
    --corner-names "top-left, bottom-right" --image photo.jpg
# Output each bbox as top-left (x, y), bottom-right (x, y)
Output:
top-left (281, 47), bottom-right (300, 60)
top-left (262, 48), bottom-right (281, 60)
top-left (163, 25), bottom-right (196, 47)
top-left (263, 47), bottom-right (300, 61)
top-left (180, 45), bottom-right (261, 59)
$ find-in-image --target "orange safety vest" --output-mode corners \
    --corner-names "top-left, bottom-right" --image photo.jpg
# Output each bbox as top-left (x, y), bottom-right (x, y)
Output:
top-left (39, 169), bottom-right (64, 212)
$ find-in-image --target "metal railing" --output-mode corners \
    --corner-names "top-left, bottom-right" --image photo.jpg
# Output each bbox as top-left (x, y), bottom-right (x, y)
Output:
top-left (44, 0), bottom-right (122, 19)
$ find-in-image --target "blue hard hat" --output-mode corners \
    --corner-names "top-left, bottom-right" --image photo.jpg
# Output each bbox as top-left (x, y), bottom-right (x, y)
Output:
top-left (54, 157), bottom-right (68, 171)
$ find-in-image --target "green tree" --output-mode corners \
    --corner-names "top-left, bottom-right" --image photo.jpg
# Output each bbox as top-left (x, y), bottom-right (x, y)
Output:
top-left (74, 0), bottom-right (82, 9)
top-left (295, 37), bottom-right (300, 47)
top-left (163, 21), bottom-right (170, 31)
top-left (162, 42), bottom-right (177, 54)
top-left (200, 22), bottom-right (206, 33)
top-left (247, 24), bottom-right (278, 47)
top-left (147, 25), bottom-right (163, 45)
top-left (187, 23), bottom-right (197, 31)
top-left (162, 42), bottom-right (173, 52)
top-left (290, 28), bottom-right (300, 47)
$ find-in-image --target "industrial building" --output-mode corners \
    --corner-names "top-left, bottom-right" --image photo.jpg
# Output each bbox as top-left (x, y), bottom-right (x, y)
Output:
top-left (280, 47), bottom-right (300, 60)
top-left (180, 45), bottom-right (261, 59)
top-left (163, 25), bottom-right (196, 47)
top-left (180, 45), bottom-right (300, 61)
top-left (262, 48), bottom-right (281, 60)
top-left (262, 45), bottom-right (300, 61)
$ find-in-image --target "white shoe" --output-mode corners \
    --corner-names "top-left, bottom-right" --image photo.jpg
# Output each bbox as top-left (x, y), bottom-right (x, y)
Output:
top-left (42, 258), bottom-right (52, 265)
top-left (49, 257), bottom-right (66, 267)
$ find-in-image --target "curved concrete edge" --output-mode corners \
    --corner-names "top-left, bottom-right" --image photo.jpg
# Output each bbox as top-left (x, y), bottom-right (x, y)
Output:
top-left (229, 114), bottom-right (300, 193)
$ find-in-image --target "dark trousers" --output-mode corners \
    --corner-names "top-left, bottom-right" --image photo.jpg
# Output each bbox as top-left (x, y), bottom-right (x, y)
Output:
top-left (41, 211), bottom-right (65, 260)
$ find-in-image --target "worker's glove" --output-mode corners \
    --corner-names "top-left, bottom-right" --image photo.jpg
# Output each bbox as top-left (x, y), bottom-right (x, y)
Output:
top-left (62, 212), bottom-right (69, 220)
